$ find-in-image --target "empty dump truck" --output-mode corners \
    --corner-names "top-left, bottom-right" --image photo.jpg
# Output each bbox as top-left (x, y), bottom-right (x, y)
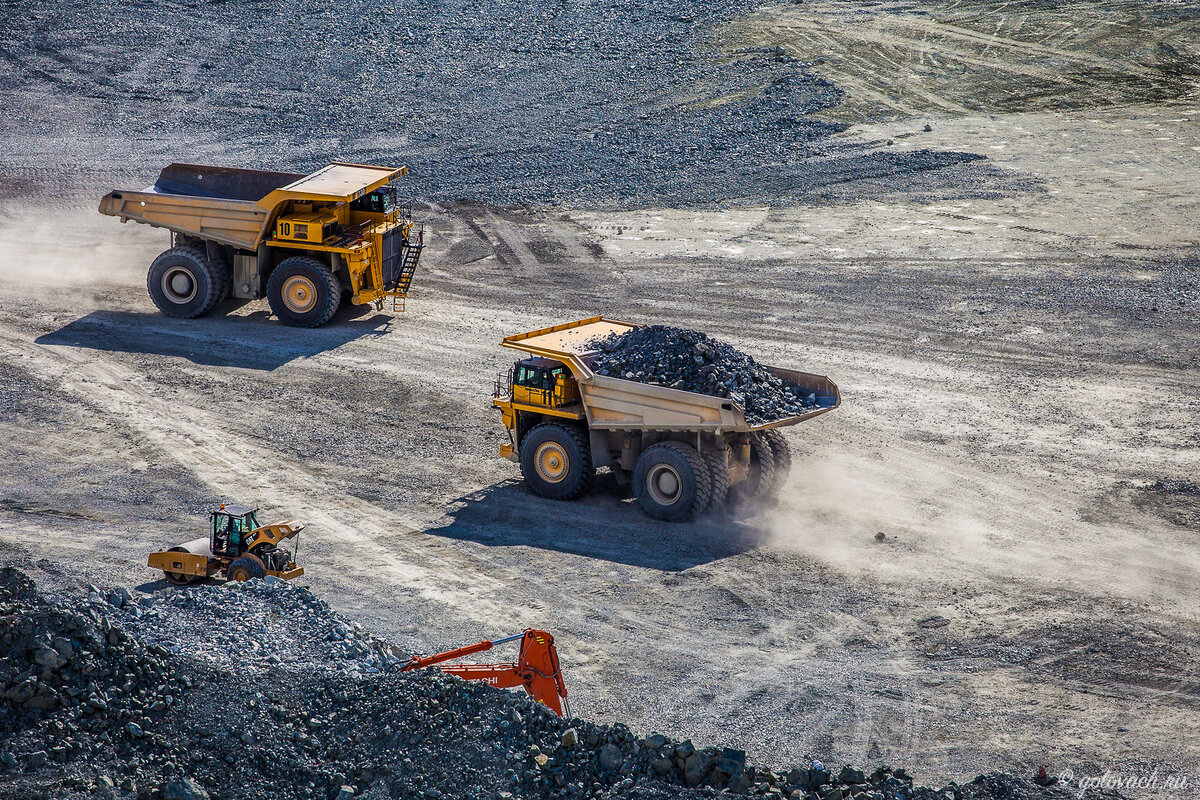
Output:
top-left (492, 317), bottom-right (840, 521)
top-left (98, 162), bottom-right (424, 327)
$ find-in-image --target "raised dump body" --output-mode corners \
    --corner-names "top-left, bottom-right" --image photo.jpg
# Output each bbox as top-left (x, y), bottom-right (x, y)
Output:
top-left (493, 317), bottom-right (840, 521)
top-left (99, 162), bottom-right (425, 327)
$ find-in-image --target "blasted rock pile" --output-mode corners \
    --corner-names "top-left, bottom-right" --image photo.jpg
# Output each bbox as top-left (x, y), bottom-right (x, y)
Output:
top-left (587, 326), bottom-right (820, 425)
top-left (0, 569), bottom-right (1106, 800)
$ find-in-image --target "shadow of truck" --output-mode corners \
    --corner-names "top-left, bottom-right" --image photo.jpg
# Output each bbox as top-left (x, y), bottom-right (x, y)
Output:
top-left (35, 308), bottom-right (395, 371)
top-left (423, 477), bottom-right (769, 572)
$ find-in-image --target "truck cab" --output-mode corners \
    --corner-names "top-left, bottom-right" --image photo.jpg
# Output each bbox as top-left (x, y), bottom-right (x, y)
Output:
top-left (511, 357), bottom-right (580, 408)
top-left (210, 504), bottom-right (259, 556)
top-left (493, 357), bottom-right (584, 461)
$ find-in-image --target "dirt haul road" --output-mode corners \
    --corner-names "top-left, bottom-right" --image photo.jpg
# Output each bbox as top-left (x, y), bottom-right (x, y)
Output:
top-left (1, 0), bottom-right (1199, 795)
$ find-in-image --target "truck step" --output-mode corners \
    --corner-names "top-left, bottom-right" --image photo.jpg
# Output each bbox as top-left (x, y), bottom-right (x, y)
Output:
top-left (394, 243), bottom-right (423, 294)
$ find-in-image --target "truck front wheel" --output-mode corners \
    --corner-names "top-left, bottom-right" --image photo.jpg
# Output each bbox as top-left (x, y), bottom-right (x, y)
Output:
top-left (634, 441), bottom-right (712, 522)
top-left (147, 246), bottom-right (223, 318)
top-left (520, 422), bottom-right (593, 500)
top-left (267, 257), bottom-right (341, 327)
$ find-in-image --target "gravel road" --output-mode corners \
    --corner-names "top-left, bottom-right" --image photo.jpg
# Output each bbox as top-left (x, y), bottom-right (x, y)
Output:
top-left (1, 0), bottom-right (1198, 798)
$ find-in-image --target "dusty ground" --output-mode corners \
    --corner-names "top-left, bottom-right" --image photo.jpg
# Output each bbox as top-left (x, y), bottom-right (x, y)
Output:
top-left (2, 0), bottom-right (1199, 798)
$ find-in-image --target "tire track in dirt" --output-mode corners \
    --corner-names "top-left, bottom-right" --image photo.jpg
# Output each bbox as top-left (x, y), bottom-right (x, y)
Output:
top-left (724, 0), bottom-right (1200, 120)
top-left (0, 325), bottom-right (518, 612)
top-left (0, 320), bottom-right (711, 655)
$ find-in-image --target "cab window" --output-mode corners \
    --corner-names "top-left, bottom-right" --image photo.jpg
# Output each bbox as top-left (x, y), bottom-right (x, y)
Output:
top-left (350, 189), bottom-right (395, 214)
top-left (519, 364), bottom-right (568, 390)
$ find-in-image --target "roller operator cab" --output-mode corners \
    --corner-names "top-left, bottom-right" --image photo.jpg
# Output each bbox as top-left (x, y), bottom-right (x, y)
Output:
top-left (492, 317), bottom-right (841, 522)
top-left (98, 162), bottom-right (425, 327)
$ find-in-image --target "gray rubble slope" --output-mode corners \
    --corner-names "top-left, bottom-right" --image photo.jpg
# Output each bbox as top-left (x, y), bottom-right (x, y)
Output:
top-left (0, 0), bottom-right (994, 207)
top-left (0, 568), bottom-right (1110, 800)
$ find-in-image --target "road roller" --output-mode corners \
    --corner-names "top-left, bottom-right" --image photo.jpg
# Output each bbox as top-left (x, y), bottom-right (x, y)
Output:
top-left (147, 503), bottom-right (305, 585)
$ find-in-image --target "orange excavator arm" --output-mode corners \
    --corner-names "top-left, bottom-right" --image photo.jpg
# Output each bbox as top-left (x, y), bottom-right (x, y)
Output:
top-left (401, 629), bottom-right (568, 716)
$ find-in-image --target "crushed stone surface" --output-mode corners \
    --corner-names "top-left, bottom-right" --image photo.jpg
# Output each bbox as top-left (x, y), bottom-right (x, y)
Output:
top-left (0, 568), bottom-right (1111, 800)
top-left (0, 0), bottom-right (991, 208)
top-left (587, 326), bottom-right (822, 425)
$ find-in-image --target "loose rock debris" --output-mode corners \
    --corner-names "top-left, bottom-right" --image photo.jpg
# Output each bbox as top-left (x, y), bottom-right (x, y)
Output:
top-left (0, 569), bottom-right (1115, 800)
top-left (588, 326), bottom-right (821, 425)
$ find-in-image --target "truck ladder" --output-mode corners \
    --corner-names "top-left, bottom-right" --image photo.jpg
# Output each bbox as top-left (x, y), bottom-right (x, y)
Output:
top-left (390, 243), bottom-right (423, 312)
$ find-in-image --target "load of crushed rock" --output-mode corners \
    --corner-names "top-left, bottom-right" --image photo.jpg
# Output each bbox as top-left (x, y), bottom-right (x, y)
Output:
top-left (587, 327), bottom-right (820, 425)
top-left (0, 568), bottom-right (1105, 800)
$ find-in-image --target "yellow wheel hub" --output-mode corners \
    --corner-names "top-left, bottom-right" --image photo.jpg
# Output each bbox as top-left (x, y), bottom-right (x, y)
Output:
top-left (534, 442), bottom-right (570, 484)
top-left (282, 275), bottom-right (318, 313)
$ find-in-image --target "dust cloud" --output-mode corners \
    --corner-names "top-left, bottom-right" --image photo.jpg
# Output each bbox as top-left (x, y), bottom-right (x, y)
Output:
top-left (763, 443), bottom-right (1200, 612)
top-left (0, 208), bottom-right (151, 290)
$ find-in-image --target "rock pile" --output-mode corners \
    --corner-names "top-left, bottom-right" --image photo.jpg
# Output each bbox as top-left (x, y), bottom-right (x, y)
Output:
top-left (587, 326), bottom-right (822, 425)
top-left (0, 568), bottom-right (1105, 800)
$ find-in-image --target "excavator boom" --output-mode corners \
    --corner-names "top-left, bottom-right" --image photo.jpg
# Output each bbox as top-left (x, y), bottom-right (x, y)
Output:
top-left (401, 629), bottom-right (568, 716)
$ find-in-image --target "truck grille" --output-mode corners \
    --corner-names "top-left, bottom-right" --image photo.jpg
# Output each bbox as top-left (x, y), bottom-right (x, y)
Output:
top-left (380, 226), bottom-right (405, 287)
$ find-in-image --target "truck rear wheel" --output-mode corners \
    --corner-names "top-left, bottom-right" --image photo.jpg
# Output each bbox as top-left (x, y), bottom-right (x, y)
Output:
top-left (703, 447), bottom-right (729, 511)
top-left (520, 422), bottom-right (593, 500)
top-left (634, 441), bottom-right (711, 522)
top-left (146, 246), bottom-right (223, 318)
top-left (267, 257), bottom-right (341, 327)
top-left (760, 430), bottom-right (793, 497)
top-left (728, 433), bottom-right (776, 509)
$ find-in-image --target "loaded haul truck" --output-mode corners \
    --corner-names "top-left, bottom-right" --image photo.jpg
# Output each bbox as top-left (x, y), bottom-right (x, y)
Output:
top-left (492, 317), bottom-right (840, 521)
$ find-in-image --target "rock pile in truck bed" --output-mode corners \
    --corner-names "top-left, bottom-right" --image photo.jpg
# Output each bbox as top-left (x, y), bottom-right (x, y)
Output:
top-left (587, 326), bottom-right (820, 425)
top-left (0, 568), bottom-right (1101, 800)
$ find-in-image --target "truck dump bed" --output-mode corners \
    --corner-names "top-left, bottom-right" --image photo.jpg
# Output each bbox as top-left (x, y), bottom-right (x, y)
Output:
top-left (97, 164), bottom-right (296, 250)
top-left (502, 317), bottom-right (839, 432)
top-left (97, 162), bottom-right (407, 250)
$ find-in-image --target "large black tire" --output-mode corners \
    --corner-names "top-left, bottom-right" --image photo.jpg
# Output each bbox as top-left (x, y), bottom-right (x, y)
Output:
top-left (727, 433), bottom-right (777, 509)
top-left (703, 447), bottom-right (730, 511)
top-left (267, 257), bottom-right (341, 327)
top-left (519, 422), bottom-right (594, 500)
top-left (633, 441), bottom-right (712, 522)
top-left (208, 248), bottom-right (232, 303)
top-left (146, 246), bottom-right (223, 318)
top-left (226, 554), bottom-right (266, 583)
top-left (760, 429), bottom-right (793, 498)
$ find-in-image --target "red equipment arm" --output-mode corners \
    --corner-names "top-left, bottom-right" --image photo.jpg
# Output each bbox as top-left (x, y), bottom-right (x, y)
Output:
top-left (401, 629), bottom-right (568, 716)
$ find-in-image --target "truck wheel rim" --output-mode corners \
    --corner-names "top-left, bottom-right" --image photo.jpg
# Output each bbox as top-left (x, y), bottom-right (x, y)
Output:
top-left (646, 464), bottom-right (682, 506)
top-left (162, 267), bottom-right (197, 303)
top-left (282, 275), bottom-right (318, 313)
top-left (535, 442), bottom-right (569, 483)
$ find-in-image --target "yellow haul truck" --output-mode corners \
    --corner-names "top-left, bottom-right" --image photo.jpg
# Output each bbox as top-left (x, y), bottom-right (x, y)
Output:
top-left (99, 162), bottom-right (424, 327)
top-left (492, 317), bottom-right (840, 521)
